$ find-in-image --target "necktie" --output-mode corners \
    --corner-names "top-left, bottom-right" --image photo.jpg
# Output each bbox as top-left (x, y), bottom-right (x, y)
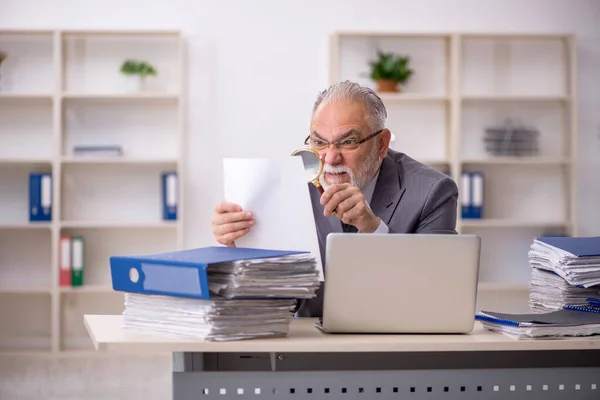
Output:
top-left (342, 222), bottom-right (358, 233)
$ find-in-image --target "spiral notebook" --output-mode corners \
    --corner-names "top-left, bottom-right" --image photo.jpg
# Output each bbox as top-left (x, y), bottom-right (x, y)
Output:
top-left (476, 303), bottom-right (600, 339)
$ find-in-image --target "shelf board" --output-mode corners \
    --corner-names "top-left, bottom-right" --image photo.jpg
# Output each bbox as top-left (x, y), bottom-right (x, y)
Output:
top-left (461, 219), bottom-right (568, 228)
top-left (62, 93), bottom-right (179, 101)
top-left (378, 93), bottom-right (448, 102)
top-left (460, 32), bottom-right (571, 40)
top-left (61, 29), bottom-right (181, 36)
top-left (462, 157), bottom-right (570, 166)
top-left (60, 284), bottom-right (114, 294)
top-left (61, 156), bottom-right (179, 166)
top-left (334, 31), bottom-right (452, 39)
top-left (60, 221), bottom-right (179, 229)
top-left (462, 94), bottom-right (569, 102)
top-left (0, 158), bottom-right (53, 165)
top-left (0, 93), bottom-right (53, 101)
top-left (0, 223), bottom-right (52, 230)
top-left (0, 286), bottom-right (52, 294)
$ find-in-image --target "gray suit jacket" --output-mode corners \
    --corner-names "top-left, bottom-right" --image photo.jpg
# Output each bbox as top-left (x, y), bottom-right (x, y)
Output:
top-left (297, 149), bottom-right (458, 317)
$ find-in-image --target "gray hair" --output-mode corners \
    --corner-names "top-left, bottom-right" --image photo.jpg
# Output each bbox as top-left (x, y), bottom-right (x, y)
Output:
top-left (311, 80), bottom-right (387, 132)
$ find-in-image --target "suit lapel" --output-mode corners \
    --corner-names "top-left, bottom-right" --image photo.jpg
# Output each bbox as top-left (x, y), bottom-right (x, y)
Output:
top-left (309, 184), bottom-right (343, 234)
top-left (370, 156), bottom-right (405, 225)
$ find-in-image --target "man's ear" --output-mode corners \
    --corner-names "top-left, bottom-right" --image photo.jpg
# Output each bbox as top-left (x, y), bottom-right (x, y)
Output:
top-left (378, 128), bottom-right (391, 157)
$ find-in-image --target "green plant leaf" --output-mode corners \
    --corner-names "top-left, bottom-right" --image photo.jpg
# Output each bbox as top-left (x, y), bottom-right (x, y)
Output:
top-left (366, 51), bottom-right (414, 83)
top-left (120, 59), bottom-right (158, 76)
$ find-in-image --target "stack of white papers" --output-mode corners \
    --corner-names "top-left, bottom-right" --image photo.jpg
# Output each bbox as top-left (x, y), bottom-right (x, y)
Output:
top-left (207, 253), bottom-right (320, 299)
top-left (528, 268), bottom-right (600, 313)
top-left (123, 293), bottom-right (296, 341)
top-left (528, 237), bottom-right (600, 288)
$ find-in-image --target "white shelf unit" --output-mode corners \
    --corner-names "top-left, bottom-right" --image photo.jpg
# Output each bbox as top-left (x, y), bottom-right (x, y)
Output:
top-left (329, 32), bottom-right (577, 294)
top-left (0, 29), bottom-right (186, 355)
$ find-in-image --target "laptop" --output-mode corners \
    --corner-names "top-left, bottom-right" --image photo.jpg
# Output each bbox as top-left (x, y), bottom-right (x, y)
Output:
top-left (317, 233), bottom-right (481, 334)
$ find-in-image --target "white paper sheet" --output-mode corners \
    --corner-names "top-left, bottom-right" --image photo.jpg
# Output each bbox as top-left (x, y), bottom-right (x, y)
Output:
top-left (223, 156), bottom-right (324, 281)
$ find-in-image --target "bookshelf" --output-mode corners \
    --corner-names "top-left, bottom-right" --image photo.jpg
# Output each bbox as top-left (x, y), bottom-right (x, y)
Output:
top-left (0, 29), bottom-right (185, 355)
top-left (329, 32), bottom-right (577, 301)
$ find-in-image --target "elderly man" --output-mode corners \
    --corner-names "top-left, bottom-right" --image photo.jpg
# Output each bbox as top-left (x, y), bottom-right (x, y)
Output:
top-left (211, 80), bottom-right (458, 317)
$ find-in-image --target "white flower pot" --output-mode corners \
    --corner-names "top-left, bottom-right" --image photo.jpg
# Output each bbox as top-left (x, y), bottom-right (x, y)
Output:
top-left (124, 75), bottom-right (144, 93)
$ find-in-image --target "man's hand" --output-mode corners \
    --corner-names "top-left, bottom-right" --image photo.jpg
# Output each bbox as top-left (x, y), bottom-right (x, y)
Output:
top-left (320, 183), bottom-right (380, 233)
top-left (211, 202), bottom-right (255, 247)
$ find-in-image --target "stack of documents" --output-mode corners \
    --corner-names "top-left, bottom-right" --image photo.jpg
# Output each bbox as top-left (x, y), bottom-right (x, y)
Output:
top-left (110, 246), bottom-right (320, 341)
top-left (528, 268), bottom-right (600, 313)
top-left (207, 253), bottom-right (320, 299)
top-left (528, 236), bottom-right (600, 312)
top-left (476, 305), bottom-right (600, 339)
top-left (122, 293), bottom-right (296, 341)
top-left (528, 236), bottom-right (600, 288)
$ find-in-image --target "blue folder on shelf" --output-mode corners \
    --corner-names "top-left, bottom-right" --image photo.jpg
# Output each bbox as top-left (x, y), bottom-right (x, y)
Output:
top-left (110, 246), bottom-right (308, 299)
top-left (161, 171), bottom-right (178, 221)
top-left (29, 172), bottom-right (52, 222)
top-left (460, 171), bottom-right (484, 219)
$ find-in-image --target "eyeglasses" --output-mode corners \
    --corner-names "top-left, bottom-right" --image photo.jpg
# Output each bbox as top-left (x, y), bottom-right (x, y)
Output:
top-left (304, 129), bottom-right (383, 151)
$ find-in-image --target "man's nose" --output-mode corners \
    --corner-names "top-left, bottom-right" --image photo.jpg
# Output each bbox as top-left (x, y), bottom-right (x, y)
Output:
top-left (322, 146), bottom-right (342, 165)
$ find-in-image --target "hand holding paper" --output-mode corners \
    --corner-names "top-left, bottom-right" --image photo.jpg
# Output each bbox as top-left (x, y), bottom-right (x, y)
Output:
top-left (211, 201), bottom-right (255, 247)
top-left (223, 156), bottom-right (324, 281)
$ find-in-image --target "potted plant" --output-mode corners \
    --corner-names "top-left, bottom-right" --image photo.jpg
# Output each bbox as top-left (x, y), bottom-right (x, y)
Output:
top-left (120, 59), bottom-right (157, 92)
top-left (367, 51), bottom-right (414, 93)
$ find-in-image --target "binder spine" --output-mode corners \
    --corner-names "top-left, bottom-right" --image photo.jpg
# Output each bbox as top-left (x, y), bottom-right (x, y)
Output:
top-left (59, 235), bottom-right (72, 286)
top-left (110, 257), bottom-right (210, 300)
top-left (29, 173), bottom-right (52, 221)
top-left (71, 236), bottom-right (84, 286)
top-left (471, 171), bottom-right (484, 219)
top-left (162, 172), bottom-right (178, 221)
top-left (460, 172), bottom-right (472, 219)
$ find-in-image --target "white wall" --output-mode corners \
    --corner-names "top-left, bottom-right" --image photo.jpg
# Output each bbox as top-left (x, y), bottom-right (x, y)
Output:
top-left (1, 0), bottom-right (600, 398)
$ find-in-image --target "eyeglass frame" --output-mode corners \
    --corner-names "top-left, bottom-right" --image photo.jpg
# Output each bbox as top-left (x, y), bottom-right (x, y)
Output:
top-left (303, 129), bottom-right (384, 151)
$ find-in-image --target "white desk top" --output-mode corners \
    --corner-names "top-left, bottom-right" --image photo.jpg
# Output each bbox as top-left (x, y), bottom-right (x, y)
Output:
top-left (84, 315), bottom-right (600, 353)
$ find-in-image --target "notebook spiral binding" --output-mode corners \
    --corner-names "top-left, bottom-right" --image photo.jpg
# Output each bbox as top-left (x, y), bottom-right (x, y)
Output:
top-left (563, 305), bottom-right (600, 314)
top-left (474, 314), bottom-right (520, 327)
top-left (586, 297), bottom-right (600, 307)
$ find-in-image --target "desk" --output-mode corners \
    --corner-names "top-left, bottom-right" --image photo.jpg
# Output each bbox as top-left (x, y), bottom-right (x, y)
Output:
top-left (85, 315), bottom-right (600, 399)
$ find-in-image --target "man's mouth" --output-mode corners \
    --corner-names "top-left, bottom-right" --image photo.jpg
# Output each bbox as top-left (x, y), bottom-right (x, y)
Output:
top-left (325, 172), bottom-right (348, 178)
top-left (326, 171), bottom-right (347, 176)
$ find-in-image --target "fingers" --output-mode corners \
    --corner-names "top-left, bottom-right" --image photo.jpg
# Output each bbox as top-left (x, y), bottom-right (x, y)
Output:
top-left (217, 219), bottom-right (255, 236)
top-left (212, 201), bottom-right (254, 246)
top-left (216, 228), bottom-right (251, 246)
top-left (320, 184), bottom-right (350, 206)
top-left (212, 210), bottom-right (253, 226)
top-left (213, 219), bottom-right (255, 246)
top-left (322, 184), bottom-right (357, 217)
top-left (336, 196), bottom-right (363, 223)
top-left (215, 201), bottom-right (242, 214)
